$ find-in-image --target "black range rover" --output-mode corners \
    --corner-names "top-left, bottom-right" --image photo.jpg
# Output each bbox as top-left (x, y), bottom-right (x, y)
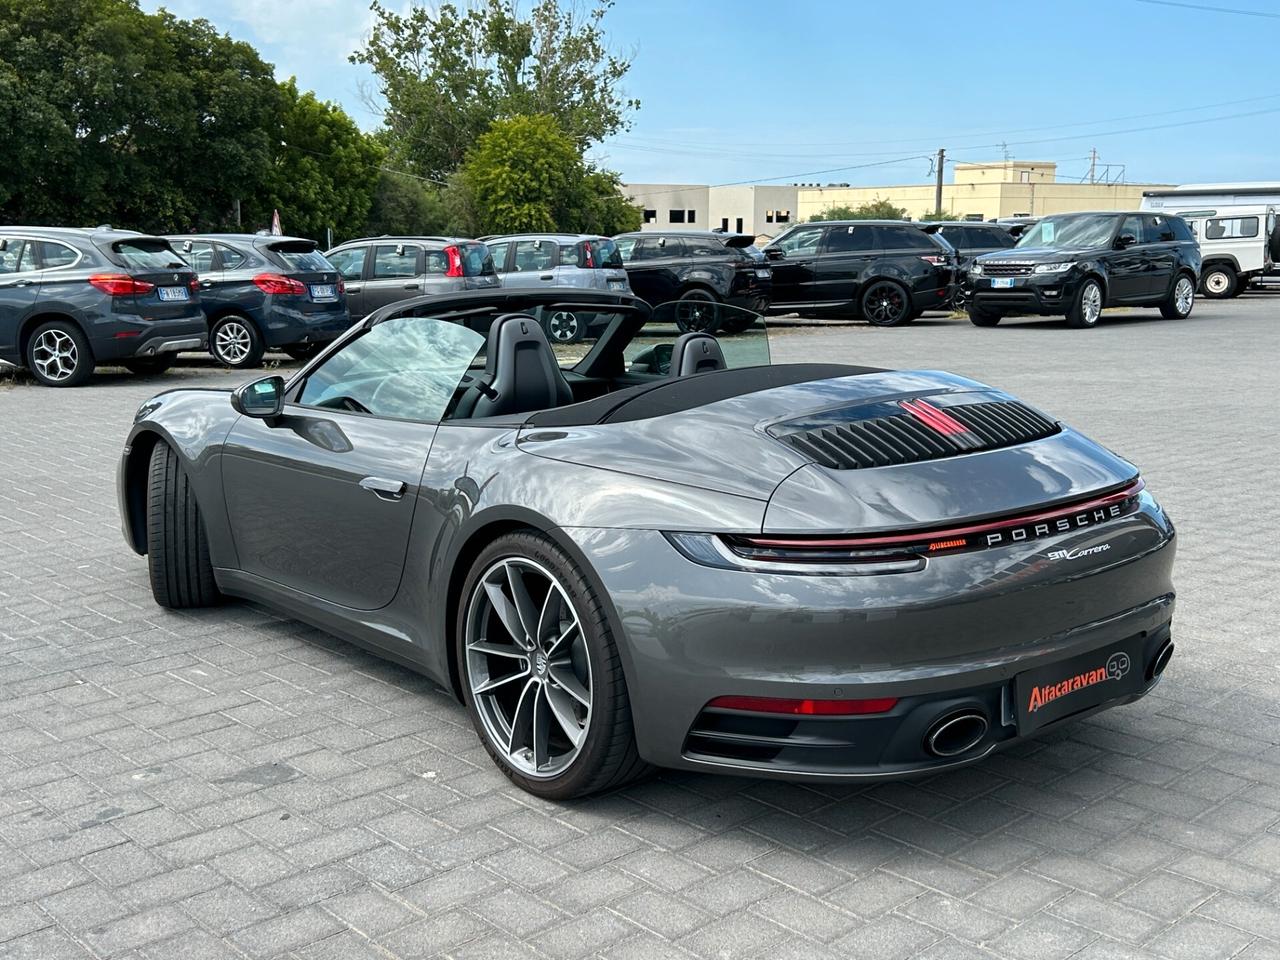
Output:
top-left (967, 211), bottom-right (1201, 328)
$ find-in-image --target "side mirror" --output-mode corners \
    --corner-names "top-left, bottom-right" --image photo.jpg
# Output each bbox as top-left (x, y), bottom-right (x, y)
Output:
top-left (231, 375), bottom-right (285, 419)
top-left (764, 247), bottom-right (785, 261)
top-left (1115, 233), bottom-right (1138, 249)
top-left (628, 343), bottom-right (673, 375)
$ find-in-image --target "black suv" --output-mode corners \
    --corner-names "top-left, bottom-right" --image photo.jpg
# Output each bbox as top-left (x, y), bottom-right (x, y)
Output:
top-left (966, 211), bottom-right (1201, 329)
top-left (919, 222), bottom-right (1016, 271)
top-left (760, 220), bottom-right (955, 326)
top-left (613, 231), bottom-right (772, 332)
top-left (0, 226), bottom-right (204, 387)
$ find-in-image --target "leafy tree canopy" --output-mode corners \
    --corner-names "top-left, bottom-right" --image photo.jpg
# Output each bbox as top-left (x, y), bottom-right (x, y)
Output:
top-left (808, 199), bottom-right (910, 222)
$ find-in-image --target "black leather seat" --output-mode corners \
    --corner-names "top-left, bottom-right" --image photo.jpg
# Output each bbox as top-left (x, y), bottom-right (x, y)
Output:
top-left (669, 332), bottom-right (727, 377)
top-left (465, 314), bottom-right (573, 418)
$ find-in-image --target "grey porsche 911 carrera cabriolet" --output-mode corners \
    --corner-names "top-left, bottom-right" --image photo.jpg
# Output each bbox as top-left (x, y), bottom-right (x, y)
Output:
top-left (118, 288), bottom-right (1176, 799)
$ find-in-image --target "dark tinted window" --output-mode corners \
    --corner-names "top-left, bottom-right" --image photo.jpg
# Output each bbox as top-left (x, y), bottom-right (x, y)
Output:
top-left (634, 236), bottom-right (684, 260)
top-left (773, 227), bottom-right (821, 256)
top-left (269, 243), bottom-right (333, 272)
top-left (114, 240), bottom-right (185, 270)
top-left (327, 246), bottom-right (367, 280)
top-left (687, 238), bottom-right (730, 257)
top-left (823, 225), bottom-right (877, 254)
top-left (591, 238), bottom-right (623, 268)
top-left (183, 241), bottom-right (217, 273)
top-left (1144, 215), bottom-right (1176, 243)
top-left (461, 243), bottom-right (496, 275)
top-left (1119, 215), bottom-right (1144, 243)
top-left (33, 240), bottom-right (78, 268)
top-left (372, 244), bottom-right (419, 279)
top-left (218, 244), bottom-right (249, 269)
top-left (1168, 217), bottom-right (1195, 242)
top-left (0, 239), bottom-right (26, 274)
top-left (880, 226), bottom-right (937, 251)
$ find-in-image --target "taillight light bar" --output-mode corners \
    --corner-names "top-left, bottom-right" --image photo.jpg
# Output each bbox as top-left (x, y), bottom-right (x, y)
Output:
top-left (443, 245), bottom-right (465, 278)
top-left (707, 695), bottom-right (899, 716)
top-left (253, 273), bottom-right (307, 295)
top-left (89, 274), bottom-right (155, 296)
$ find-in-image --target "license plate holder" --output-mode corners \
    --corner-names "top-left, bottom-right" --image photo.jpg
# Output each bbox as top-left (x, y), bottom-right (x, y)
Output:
top-left (310, 284), bottom-right (337, 301)
top-left (1014, 635), bottom-right (1146, 735)
top-left (157, 286), bottom-right (189, 302)
top-left (608, 279), bottom-right (627, 291)
top-left (991, 277), bottom-right (1016, 288)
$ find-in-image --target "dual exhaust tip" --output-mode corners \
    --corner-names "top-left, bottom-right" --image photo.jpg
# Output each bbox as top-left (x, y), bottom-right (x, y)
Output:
top-left (923, 640), bottom-right (1175, 759)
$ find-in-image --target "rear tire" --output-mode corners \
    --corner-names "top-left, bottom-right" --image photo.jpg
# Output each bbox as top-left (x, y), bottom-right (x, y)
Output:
top-left (122, 356), bottom-right (175, 376)
top-left (1200, 265), bottom-right (1237, 299)
top-left (210, 314), bottom-right (265, 369)
top-left (26, 320), bottom-right (94, 387)
top-left (1160, 273), bottom-right (1196, 320)
top-left (542, 309), bottom-right (585, 344)
top-left (860, 280), bottom-right (912, 326)
top-left (457, 531), bottom-right (649, 800)
top-left (675, 288), bottom-right (722, 333)
top-left (967, 304), bottom-right (1001, 327)
top-left (146, 442), bottom-right (220, 609)
top-left (1066, 278), bottom-right (1104, 328)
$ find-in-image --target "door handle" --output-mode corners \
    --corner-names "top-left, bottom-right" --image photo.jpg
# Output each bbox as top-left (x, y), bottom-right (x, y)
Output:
top-left (199, 280), bottom-right (214, 289)
top-left (0, 279), bottom-right (35, 288)
top-left (346, 285), bottom-right (362, 293)
top-left (359, 476), bottom-right (406, 501)
top-left (539, 274), bottom-right (554, 280)
top-left (403, 283), bottom-right (419, 290)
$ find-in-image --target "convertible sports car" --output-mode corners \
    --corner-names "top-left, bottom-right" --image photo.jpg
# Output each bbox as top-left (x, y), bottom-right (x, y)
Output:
top-left (118, 288), bottom-right (1176, 799)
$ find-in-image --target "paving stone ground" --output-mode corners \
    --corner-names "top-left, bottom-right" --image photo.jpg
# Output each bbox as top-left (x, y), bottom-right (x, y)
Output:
top-left (2, 294), bottom-right (1279, 960)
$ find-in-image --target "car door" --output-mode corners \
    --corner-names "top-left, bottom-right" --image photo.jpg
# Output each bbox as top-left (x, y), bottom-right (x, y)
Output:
top-left (503, 239), bottom-right (558, 290)
top-left (360, 243), bottom-right (423, 315)
top-left (1108, 215), bottom-right (1149, 301)
top-left (765, 225), bottom-right (822, 308)
top-left (813, 224), bottom-right (879, 307)
top-left (326, 246), bottom-right (369, 319)
top-left (220, 315), bottom-right (484, 610)
top-left (1142, 214), bottom-right (1178, 298)
top-left (0, 238), bottom-right (41, 361)
top-left (625, 236), bottom-right (685, 306)
top-left (182, 240), bottom-right (231, 316)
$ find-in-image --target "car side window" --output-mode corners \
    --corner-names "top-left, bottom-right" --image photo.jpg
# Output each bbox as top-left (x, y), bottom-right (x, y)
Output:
top-left (614, 237), bottom-right (638, 261)
top-left (326, 247), bottom-right (366, 280)
top-left (1119, 216), bottom-right (1144, 244)
top-left (486, 242), bottom-right (510, 271)
top-left (217, 245), bottom-right (249, 270)
top-left (512, 240), bottom-right (555, 272)
top-left (775, 228), bottom-right (820, 257)
top-left (1144, 216), bottom-right (1176, 243)
top-left (372, 244), bottom-right (419, 279)
top-left (32, 240), bottom-right (78, 269)
top-left (687, 238), bottom-right (727, 257)
top-left (184, 241), bottom-right (217, 273)
top-left (823, 225), bottom-right (876, 254)
top-left (297, 317), bottom-right (485, 422)
top-left (881, 226), bottom-right (936, 251)
top-left (0, 240), bottom-right (25, 274)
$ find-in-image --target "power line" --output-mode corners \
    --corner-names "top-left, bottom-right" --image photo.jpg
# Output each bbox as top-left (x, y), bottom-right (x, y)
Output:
top-left (1134, 0), bottom-right (1280, 18)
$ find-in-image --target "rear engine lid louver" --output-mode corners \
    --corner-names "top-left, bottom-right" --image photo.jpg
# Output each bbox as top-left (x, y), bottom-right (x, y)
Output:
top-left (772, 397), bottom-right (1060, 470)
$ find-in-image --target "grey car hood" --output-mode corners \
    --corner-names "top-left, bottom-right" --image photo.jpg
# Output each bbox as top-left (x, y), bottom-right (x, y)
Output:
top-left (517, 369), bottom-right (1138, 532)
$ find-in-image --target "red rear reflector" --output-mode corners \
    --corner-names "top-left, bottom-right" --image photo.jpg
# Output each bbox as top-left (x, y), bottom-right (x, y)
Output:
top-left (707, 696), bottom-right (898, 716)
top-left (253, 273), bottom-right (306, 295)
top-left (443, 245), bottom-right (464, 278)
top-left (112, 330), bottom-right (142, 339)
top-left (900, 398), bottom-right (971, 436)
top-left (89, 274), bottom-right (155, 296)
top-left (337, 279), bottom-right (346, 294)
top-left (928, 538), bottom-right (968, 551)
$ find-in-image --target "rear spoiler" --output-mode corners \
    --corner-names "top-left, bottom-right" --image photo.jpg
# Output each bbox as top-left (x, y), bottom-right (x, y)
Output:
top-left (723, 234), bottom-right (756, 248)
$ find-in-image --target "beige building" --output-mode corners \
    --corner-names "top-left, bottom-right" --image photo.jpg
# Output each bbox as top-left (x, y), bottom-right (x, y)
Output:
top-left (622, 183), bottom-right (799, 236)
top-left (797, 162), bottom-right (1172, 222)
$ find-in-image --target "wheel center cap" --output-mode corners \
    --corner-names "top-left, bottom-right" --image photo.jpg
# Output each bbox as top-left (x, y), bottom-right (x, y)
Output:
top-left (535, 652), bottom-right (548, 676)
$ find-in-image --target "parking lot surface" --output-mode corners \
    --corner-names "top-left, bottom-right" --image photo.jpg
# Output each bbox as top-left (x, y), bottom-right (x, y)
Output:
top-left (2, 296), bottom-right (1280, 960)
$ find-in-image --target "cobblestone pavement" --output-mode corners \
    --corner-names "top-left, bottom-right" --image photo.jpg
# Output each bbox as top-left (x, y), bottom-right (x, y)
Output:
top-left (2, 294), bottom-right (1279, 960)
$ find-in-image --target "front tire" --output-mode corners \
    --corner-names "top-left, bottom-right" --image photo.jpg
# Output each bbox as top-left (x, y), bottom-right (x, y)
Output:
top-left (457, 531), bottom-right (647, 799)
top-left (860, 279), bottom-right (912, 326)
top-left (1160, 274), bottom-right (1196, 319)
top-left (1200, 265), bottom-right (1237, 299)
top-left (1066, 278), bottom-right (1104, 328)
top-left (209, 315), bottom-right (265, 368)
top-left (146, 442), bottom-right (220, 609)
top-left (26, 320), bottom-right (94, 387)
top-left (967, 303), bottom-right (1001, 327)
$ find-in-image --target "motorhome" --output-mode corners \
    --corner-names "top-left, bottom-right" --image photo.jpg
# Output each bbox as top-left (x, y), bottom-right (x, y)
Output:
top-left (1143, 186), bottom-right (1280, 296)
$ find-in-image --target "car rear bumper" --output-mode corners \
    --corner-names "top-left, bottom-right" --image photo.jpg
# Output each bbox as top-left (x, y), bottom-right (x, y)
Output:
top-left (563, 500), bottom-right (1176, 781)
top-left (968, 273), bottom-right (1086, 315)
top-left (261, 304), bottom-right (352, 347)
top-left (89, 314), bottom-right (208, 361)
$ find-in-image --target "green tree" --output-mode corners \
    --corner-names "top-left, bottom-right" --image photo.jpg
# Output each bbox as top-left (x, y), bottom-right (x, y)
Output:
top-left (808, 198), bottom-right (909, 222)
top-left (267, 80), bottom-right (385, 242)
top-left (920, 210), bottom-right (961, 221)
top-left (364, 172), bottom-right (456, 237)
top-left (352, 0), bottom-right (638, 180)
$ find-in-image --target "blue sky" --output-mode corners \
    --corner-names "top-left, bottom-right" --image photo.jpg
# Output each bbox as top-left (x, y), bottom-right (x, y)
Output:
top-left (142, 0), bottom-right (1280, 188)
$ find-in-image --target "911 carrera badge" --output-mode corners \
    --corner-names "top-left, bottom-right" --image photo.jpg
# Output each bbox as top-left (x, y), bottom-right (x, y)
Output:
top-left (1047, 543), bottom-right (1111, 561)
top-left (1026, 649), bottom-right (1130, 714)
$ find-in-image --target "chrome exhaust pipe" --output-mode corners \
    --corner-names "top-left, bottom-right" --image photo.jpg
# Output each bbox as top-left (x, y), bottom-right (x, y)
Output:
top-left (924, 710), bottom-right (989, 758)
top-left (1147, 640), bottom-right (1175, 681)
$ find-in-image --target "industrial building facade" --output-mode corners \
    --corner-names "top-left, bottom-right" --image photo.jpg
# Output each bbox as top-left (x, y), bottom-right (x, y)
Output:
top-left (624, 162), bottom-right (1171, 239)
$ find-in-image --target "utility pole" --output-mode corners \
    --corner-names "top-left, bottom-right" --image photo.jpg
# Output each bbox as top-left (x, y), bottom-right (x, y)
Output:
top-left (1088, 147), bottom-right (1098, 184)
top-left (934, 148), bottom-right (945, 218)
top-left (233, 198), bottom-right (241, 227)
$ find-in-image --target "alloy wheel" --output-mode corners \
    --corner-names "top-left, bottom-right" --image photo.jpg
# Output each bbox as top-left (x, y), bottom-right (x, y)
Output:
top-left (546, 311), bottom-right (582, 343)
top-left (214, 321), bottom-right (252, 365)
top-left (31, 329), bottom-right (79, 382)
top-left (863, 281), bottom-right (907, 325)
top-left (675, 292), bottom-right (718, 332)
top-left (465, 557), bottom-right (592, 779)
top-left (1174, 277), bottom-right (1195, 315)
top-left (1082, 282), bottom-right (1102, 324)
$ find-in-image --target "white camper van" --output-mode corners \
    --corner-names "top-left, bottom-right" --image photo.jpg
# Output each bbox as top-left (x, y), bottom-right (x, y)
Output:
top-left (1143, 186), bottom-right (1280, 297)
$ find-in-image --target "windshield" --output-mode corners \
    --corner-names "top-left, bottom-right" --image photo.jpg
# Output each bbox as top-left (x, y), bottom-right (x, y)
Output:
top-left (624, 302), bottom-right (770, 374)
top-left (1016, 215), bottom-right (1117, 250)
top-left (113, 240), bottom-right (186, 270)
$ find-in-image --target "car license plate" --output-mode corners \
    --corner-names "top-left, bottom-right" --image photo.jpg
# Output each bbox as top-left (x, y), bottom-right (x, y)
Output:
top-left (157, 286), bottom-right (189, 302)
top-left (310, 284), bottom-right (337, 301)
top-left (991, 277), bottom-right (1015, 288)
top-left (608, 279), bottom-right (627, 291)
top-left (1014, 635), bottom-right (1146, 735)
